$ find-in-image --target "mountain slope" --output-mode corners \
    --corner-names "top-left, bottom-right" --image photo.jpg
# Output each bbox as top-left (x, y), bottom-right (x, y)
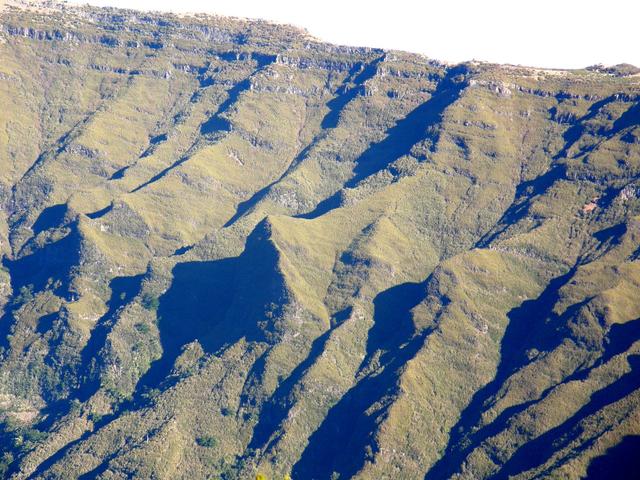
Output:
top-left (0, 2), bottom-right (639, 479)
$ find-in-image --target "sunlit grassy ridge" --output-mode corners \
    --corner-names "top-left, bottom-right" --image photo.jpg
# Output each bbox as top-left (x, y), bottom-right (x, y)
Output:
top-left (0, 1), bottom-right (639, 479)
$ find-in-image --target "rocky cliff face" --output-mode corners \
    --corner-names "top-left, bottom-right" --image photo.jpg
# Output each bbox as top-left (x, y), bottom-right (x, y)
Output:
top-left (0, 2), bottom-right (639, 479)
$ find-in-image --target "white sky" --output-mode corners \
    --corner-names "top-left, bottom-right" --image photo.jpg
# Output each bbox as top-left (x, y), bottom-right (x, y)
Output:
top-left (81, 0), bottom-right (639, 69)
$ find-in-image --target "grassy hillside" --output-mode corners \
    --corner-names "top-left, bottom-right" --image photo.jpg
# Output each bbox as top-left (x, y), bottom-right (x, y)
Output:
top-left (0, 1), bottom-right (639, 478)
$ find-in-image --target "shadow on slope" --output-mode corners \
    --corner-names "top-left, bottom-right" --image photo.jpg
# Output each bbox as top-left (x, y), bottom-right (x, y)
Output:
top-left (222, 56), bottom-right (385, 228)
top-left (610, 101), bottom-right (640, 137)
top-left (135, 219), bottom-right (285, 395)
top-left (222, 140), bottom-right (318, 227)
top-left (291, 281), bottom-right (427, 480)
top-left (247, 307), bottom-right (353, 452)
top-left (5, 224), bottom-right (82, 300)
top-left (491, 354), bottom-right (640, 479)
top-left (133, 258), bottom-right (238, 393)
top-left (26, 257), bottom-right (243, 478)
top-left (86, 203), bottom-right (113, 219)
top-left (198, 77), bottom-right (251, 135)
top-left (346, 68), bottom-right (467, 188)
top-left (198, 54), bottom-right (277, 135)
top-left (130, 57), bottom-right (275, 194)
top-left (477, 99), bottom-right (640, 248)
top-left (558, 96), bottom-right (640, 159)
top-left (557, 96), bottom-right (618, 159)
top-left (0, 223), bottom-right (82, 354)
top-left (298, 66), bottom-right (469, 220)
top-left (425, 267), bottom-right (578, 480)
top-left (321, 55), bottom-right (385, 129)
top-left (476, 164), bottom-right (567, 247)
top-left (31, 204), bottom-right (69, 235)
top-left (27, 276), bottom-right (145, 435)
top-left (26, 224), bottom-right (285, 476)
top-left (360, 281), bottom-right (426, 373)
top-left (247, 327), bottom-right (335, 451)
top-left (76, 274), bottom-right (145, 402)
top-left (584, 435), bottom-right (640, 479)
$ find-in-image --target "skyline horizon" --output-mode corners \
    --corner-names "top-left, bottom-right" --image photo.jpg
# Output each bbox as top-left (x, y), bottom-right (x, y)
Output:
top-left (69, 0), bottom-right (640, 71)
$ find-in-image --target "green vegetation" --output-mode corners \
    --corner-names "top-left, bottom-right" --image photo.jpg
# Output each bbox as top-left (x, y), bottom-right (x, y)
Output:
top-left (134, 322), bottom-right (151, 334)
top-left (0, 1), bottom-right (638, 479)
top-left (141, 293), bottom-right (160, 312)
top-left (12, 285), bottom-right (34, 305)
top-left (0, 417), bottom-right (48, 472)
top-left (88, 412), bottom-right (104, 424)
top-left (196, 435), bottom-right (218, 448)
top-left (0, 452), bottom-right (14, 478)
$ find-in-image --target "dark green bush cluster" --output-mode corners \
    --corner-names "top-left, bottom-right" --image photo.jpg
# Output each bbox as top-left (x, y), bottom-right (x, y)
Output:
top-left (141, 293), bottom-right (160, 311)
top-left (196, 435), bottom-right (218, 448)
top-left (12, 285), bottom-right (34, 305)
top-left (0, 417), bottom-right (49, 474)
top-left (134, 322), bottom-right (151, 334)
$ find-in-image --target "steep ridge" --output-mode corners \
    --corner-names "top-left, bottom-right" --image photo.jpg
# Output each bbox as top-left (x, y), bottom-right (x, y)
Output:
top-left (0, 2), bottom-right (639, 479)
